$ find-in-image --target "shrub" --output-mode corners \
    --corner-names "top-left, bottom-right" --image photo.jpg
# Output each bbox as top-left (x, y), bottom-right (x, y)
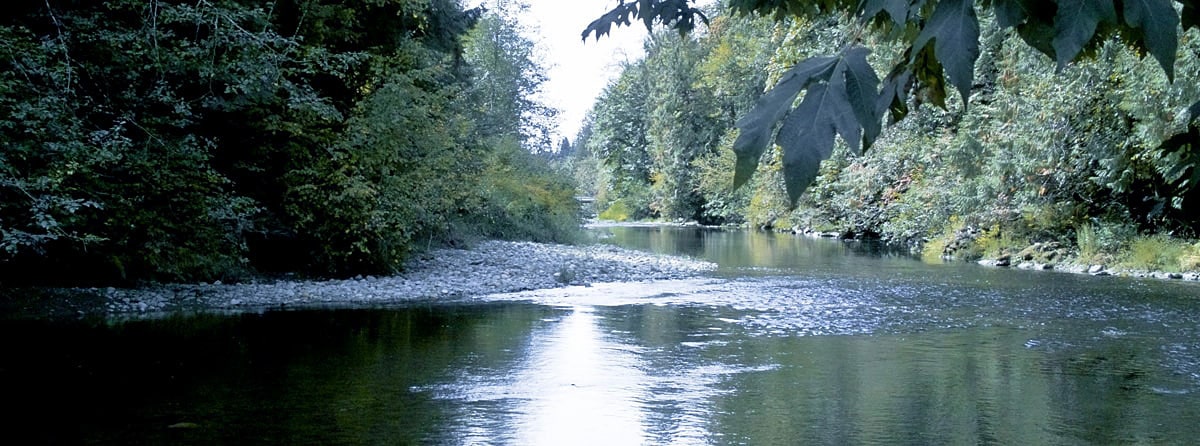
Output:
top-left (475, 140), bottom-right (581, 244)
top-left (1076, 223), bottom-right (1100, 263)
top-left (1181, 243), bottom-right (1200, 271)
top-left (1122, 235), bottom-right (1191, 272)
top-left (599, 200), bottom-right (635, 222)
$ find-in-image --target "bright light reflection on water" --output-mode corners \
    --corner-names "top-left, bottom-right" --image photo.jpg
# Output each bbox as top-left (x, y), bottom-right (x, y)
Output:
top-left (419, 303), bottom-right (764, 445)
top-left (511, 306), bottom-right (648, 445)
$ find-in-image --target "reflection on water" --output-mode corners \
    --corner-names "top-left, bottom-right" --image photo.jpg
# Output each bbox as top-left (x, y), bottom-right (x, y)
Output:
top-left (5, 226), bottom-right (1200, 444)
top-left (425, 306), bottom-right (652, 445)
top-left (512, 306), bottom-right (646, 444)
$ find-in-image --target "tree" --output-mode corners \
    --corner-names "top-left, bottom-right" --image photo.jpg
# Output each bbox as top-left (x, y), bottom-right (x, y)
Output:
top-left (462, 1), bottom-right (559, 151)
top-left (584, 0), bottom-right (1200, 204)
top-left (586, 61), bottom-right (656, 219)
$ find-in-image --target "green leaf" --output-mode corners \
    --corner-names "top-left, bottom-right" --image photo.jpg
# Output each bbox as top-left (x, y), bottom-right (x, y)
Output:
top-left (912, 45), bottom-right (948, 109)
top-left (836, 46), bottom-right (881, 152)
top-left (1122, 0), bottom-right (1179, 81)
top-left (641, 0), bottom-right (655, 29)
top-left (864, 0), bottom-right (908, 25)
top-left (877, 65), bottom-right (912, 124)
top-left (777, 81), bottom-right (858, 204)
top-left (912, 0), bottom-right (980, 106)
top-left (1160, 125), bottom-right (1200, 189)
top-left (1016, 16), bottom-right (1059, 60)
top-left (1051, 0), bottom-right (1115, 71)
top-left (582, 4), bottom-right (638, 41)
top-left (990, 0), bottom-right (1037, 28)
top-left (731, 56), bottom-right (837, 189)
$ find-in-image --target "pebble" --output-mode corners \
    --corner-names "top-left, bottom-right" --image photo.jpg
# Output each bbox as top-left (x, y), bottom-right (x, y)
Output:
top-left (83, 241), bottom-right (718, 316)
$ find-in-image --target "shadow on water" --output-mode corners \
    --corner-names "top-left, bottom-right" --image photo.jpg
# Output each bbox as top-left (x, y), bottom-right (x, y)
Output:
top-left (5, 226), bottom-right (1200, 444)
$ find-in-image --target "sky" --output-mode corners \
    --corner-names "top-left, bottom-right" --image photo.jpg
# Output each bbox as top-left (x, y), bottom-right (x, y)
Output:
top-left (465, 0), bottom-right (650, 144)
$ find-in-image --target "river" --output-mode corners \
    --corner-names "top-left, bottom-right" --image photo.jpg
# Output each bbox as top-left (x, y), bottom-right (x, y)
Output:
top-left (4, 226), bottom-right (1200, 444)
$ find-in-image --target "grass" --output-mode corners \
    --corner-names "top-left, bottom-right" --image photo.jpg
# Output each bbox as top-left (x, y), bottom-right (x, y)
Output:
top-left (1181, 243), bottom-right (1200, 271)
top-left (1118, 235), bottom-right (1194, 273)
top-left (974, 224), bottom-right (1025, 259)
top-left (1076, 223), bottom-right (1100, 263)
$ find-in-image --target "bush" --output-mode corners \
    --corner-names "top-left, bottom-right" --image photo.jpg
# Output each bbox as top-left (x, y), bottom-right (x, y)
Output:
top-left (1182, 243), bottom-right (1200, 271)
top-left (599, 200), bottom-right (635, 222)
top-left (1076, 223), bottom-right (1100, 263)
top-left (1121, 235), bottom-right (1193, 272)
top-left (475, 140), bottom-right (580, 244)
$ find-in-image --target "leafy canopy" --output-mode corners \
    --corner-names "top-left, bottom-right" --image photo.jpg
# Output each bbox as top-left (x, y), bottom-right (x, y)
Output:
top-left (585, 0), bottom-right (1200, 204)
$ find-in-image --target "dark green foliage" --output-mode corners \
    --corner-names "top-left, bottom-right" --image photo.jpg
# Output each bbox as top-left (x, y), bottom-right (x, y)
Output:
top-left (583, 0), bottom-right (710, 40)
top-left (913, 0), bottom-right (980, 105)
top-left (732, 55), bottom-right (836, 190)
top-left (1121, 0), bottom-right (1180, 80)
top-left (1051, 0), bottom-right (1116, 71)
top-left (1, 0), bottom-right (575, 285)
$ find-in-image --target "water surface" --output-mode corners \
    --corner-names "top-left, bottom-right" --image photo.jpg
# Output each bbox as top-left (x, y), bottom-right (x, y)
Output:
top-left (4, 226), bottom-right (1200, 444)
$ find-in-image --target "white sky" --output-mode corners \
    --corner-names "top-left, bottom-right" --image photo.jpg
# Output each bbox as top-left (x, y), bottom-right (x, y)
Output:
top-left (465, 0), bottom-right (650, 144)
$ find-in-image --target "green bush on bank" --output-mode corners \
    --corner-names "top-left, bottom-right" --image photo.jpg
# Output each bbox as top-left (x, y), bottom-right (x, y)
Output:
top-left (476, 140), bottom-right (580, 244)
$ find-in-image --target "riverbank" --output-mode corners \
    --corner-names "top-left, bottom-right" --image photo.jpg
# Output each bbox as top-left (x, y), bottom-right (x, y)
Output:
top-left (789, 226), bottom-right (1200, 282)
top-left (1, 240), bottom-right (717, 320)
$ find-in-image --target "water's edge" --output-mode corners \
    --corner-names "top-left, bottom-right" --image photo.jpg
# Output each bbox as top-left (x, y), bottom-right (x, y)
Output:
top-left (1, 240), bottom-right (716, 320)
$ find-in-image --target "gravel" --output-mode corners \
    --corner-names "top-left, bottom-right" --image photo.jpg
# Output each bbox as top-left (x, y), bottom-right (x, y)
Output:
top-left (16, 241), bottom-right (716, 318)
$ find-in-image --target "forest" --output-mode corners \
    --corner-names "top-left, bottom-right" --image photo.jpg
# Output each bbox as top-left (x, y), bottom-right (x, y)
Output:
top-left (566, 0), bottom-right (1200, 273)
top-left (6, 0), bottom-right (1200, 287)
top-left (0, 0), bottom-right (578, 286)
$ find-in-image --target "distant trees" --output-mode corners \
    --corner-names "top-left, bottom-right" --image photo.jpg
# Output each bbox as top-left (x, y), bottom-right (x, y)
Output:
top-left (574, 12), bottom-right (779, 224)
top-left (572, 1), bottom-right (1200, 268)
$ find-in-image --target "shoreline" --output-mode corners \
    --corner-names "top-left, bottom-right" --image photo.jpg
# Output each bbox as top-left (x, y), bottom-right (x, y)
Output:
top-left (2, 240), bottom-right (718, 320)
top-left (8, 225), bottom-right (1198, 321)
top-left (789, 228), bottom-right (1200, 283)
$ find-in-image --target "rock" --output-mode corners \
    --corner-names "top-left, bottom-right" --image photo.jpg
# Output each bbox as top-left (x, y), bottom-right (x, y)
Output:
top-left (53, 239), bottom-right (718, 317)
top-left (1016, 244), bottom-right (1040, 261)
top-left (1088, 265), bottom-right (1106, 274)
top-left (1168, 273), bottom-right (1184, 280)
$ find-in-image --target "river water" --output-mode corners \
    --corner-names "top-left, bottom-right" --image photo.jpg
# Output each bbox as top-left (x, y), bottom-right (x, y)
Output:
top-left (5, 226), bottom-right (1200, 444)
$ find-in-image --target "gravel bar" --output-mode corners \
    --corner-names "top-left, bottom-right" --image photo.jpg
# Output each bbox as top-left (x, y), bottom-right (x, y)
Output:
top-left (13, 241), bottom-right (717, 318)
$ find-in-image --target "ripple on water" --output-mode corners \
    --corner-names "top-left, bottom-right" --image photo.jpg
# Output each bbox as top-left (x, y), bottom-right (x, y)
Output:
top-left (476, 273), bottom-right (1200, 387)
